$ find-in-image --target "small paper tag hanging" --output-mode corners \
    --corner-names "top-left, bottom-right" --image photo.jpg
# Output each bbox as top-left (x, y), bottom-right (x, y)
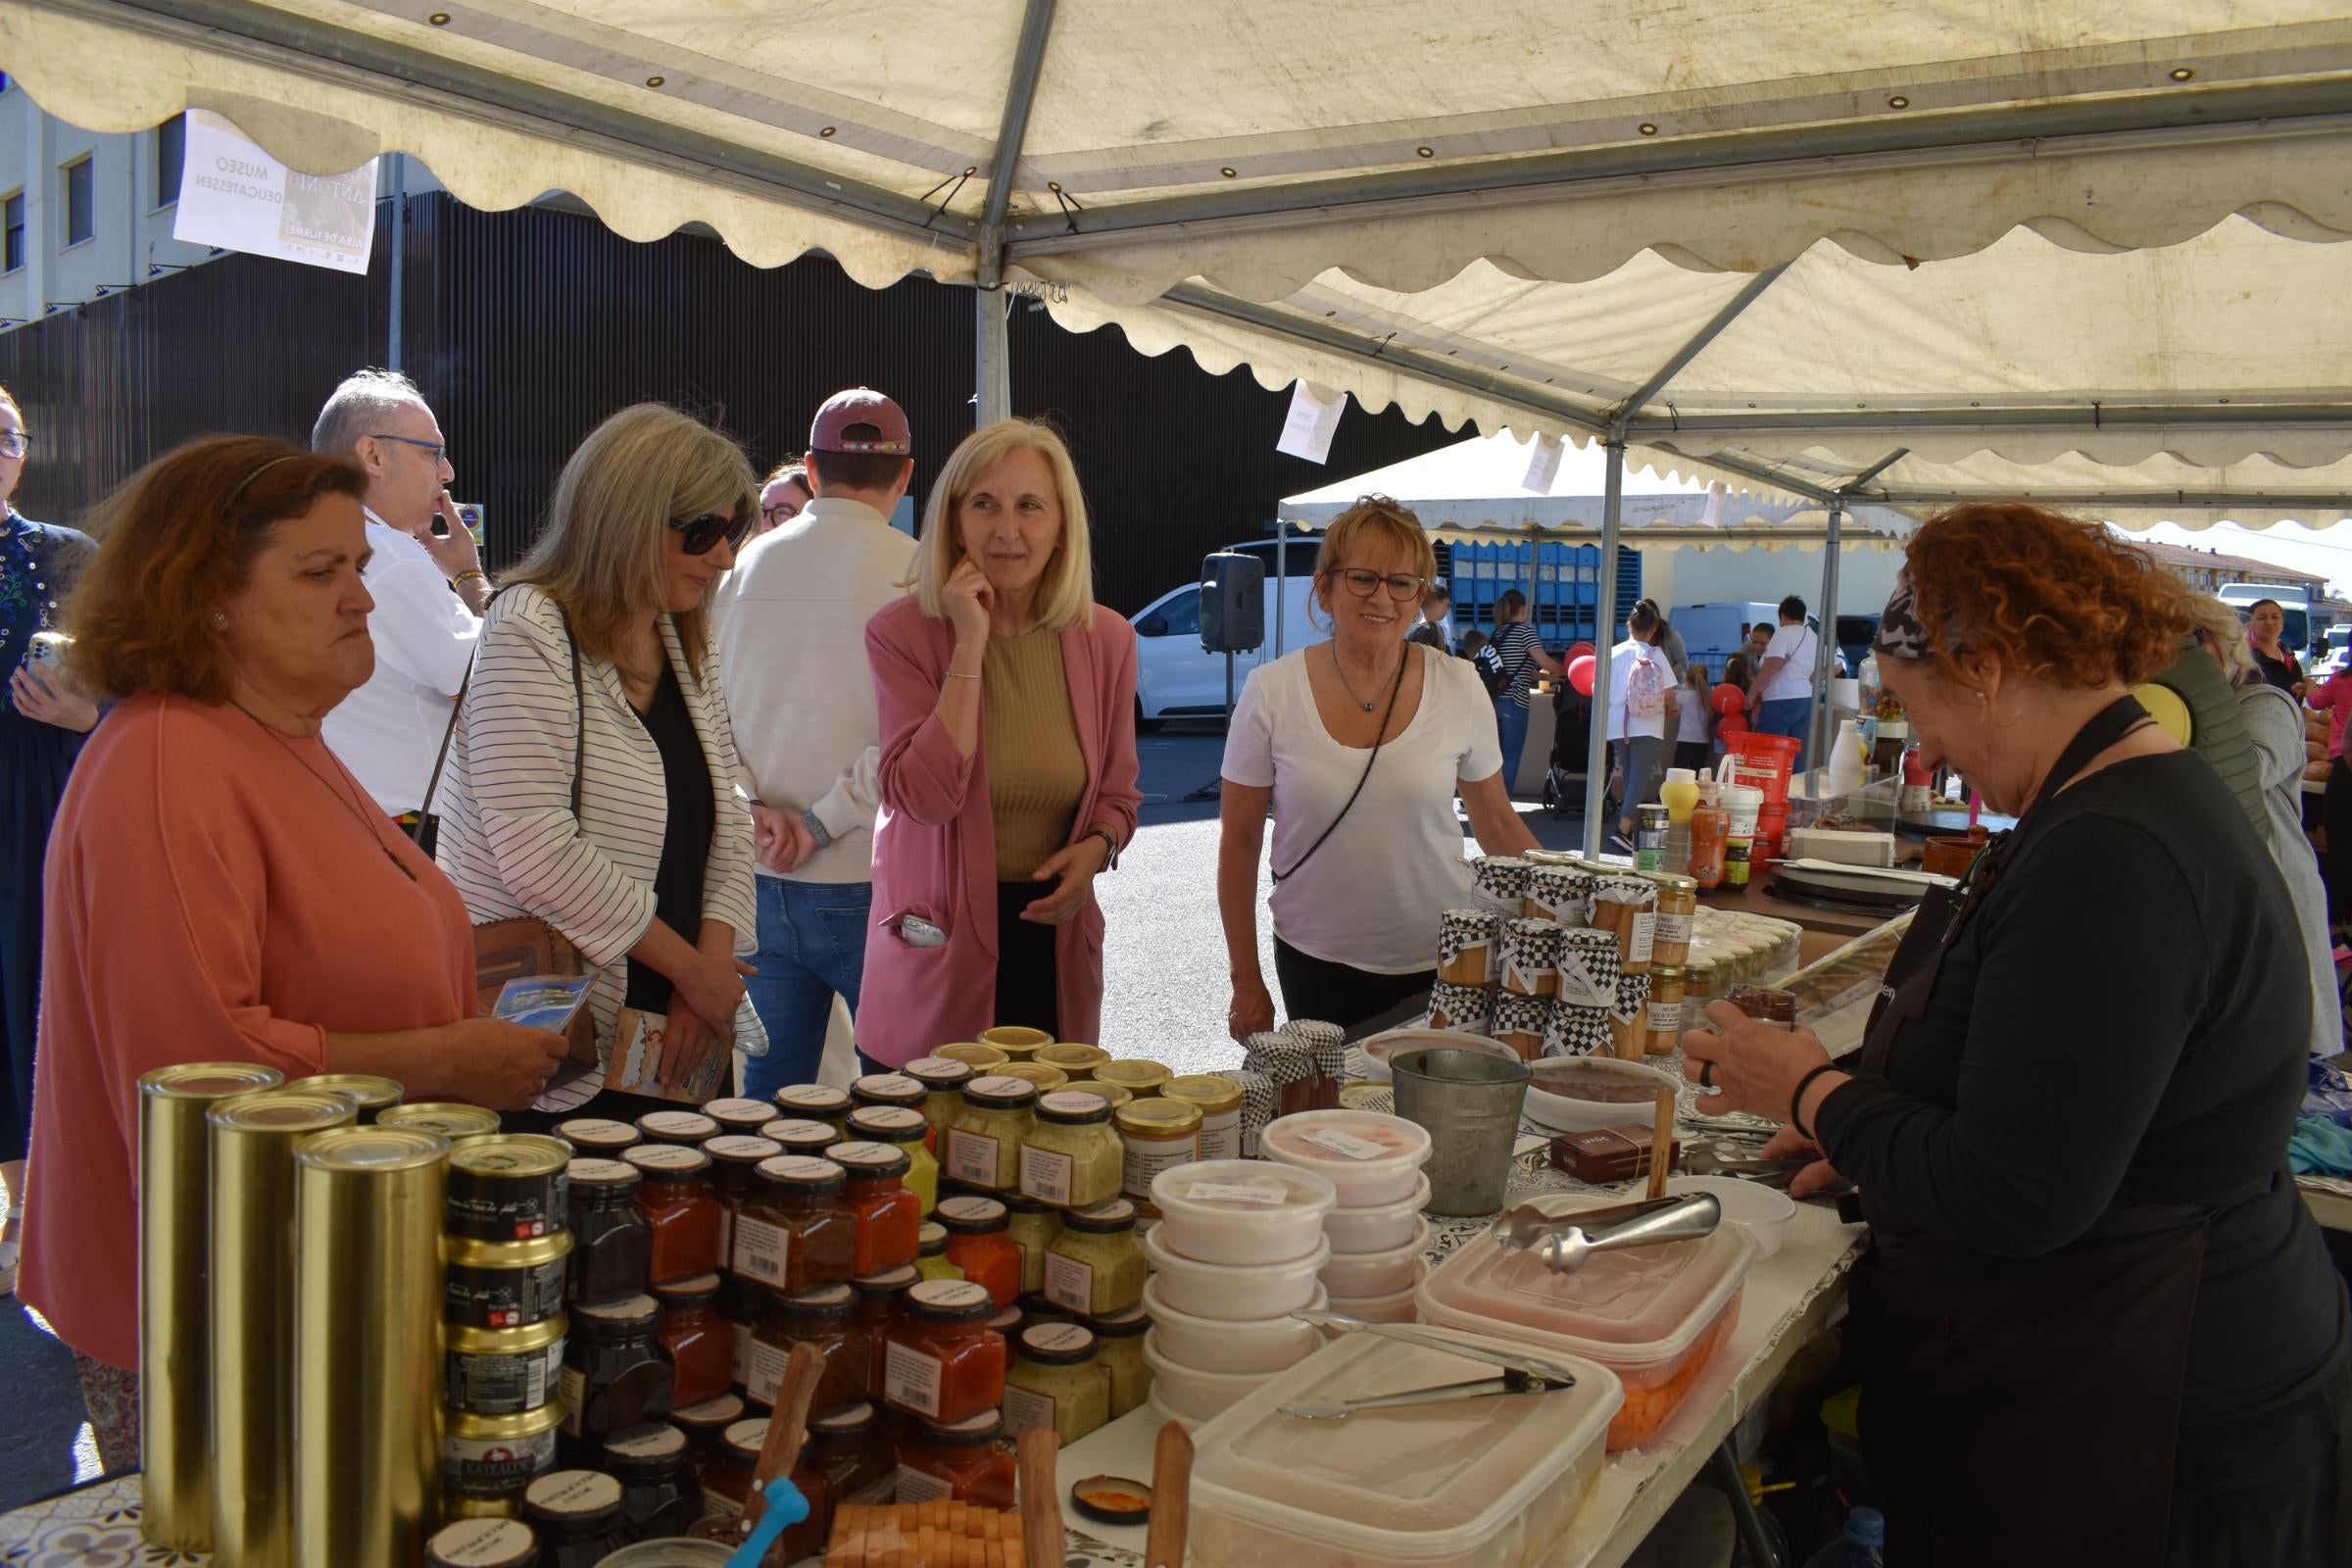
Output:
top-left (1522, 432), bottom-right (1566, 493)
top-left (1276, 381), bottom-right (1347, 464)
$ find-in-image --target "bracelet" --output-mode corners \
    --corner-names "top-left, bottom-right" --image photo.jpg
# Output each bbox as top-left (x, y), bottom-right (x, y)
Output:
top-left (1788, 1062), bottom-right (1844, 1142)
top-left (944, 669), bottom-right (983, 682)
top-left (451, 569), bottom-right (488, 587)
top-left (1085, 826), bottom-right (1121, 871)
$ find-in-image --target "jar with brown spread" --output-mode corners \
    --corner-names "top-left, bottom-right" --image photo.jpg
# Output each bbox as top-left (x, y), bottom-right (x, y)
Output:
top-left (750, 1281), bottom-right (870, 1416)
top-left (732, 1155), bottom-right (854, 1294)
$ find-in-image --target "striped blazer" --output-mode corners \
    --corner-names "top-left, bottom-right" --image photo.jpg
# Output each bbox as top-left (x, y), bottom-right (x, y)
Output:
top-left (434, 582), bottom-right (764, 1053)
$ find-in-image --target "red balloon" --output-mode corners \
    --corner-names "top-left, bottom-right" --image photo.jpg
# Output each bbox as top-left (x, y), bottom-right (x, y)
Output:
top-left (1567, 654), bottom-right (1596, 697)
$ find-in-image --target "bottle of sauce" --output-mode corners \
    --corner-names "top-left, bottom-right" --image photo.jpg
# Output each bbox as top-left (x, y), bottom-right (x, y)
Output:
top-left (650, 1272), bottom-right (733, 1410)
top-left (1659, 766), bottom-right (1700, 877)
top-left (1690, 768), bottom-right (1731, 891)
top-left (733, 1155), bottom-right (855, 1295)
top-left (934, 1196), bottom-right (1022, 1307)
top-left (895, 1411), bottom-right (1016, 1509)
top-left (623, 1144), bottom-right (723, 1286)
top-left (882, 1280), bottom-right (1005, 1426)
top-left (828, 1140), bottom-right (923, 1275)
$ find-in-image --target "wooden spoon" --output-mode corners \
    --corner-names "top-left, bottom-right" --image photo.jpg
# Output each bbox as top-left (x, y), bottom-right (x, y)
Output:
top-left (1145, 1421), bottom-right (1194, 1568)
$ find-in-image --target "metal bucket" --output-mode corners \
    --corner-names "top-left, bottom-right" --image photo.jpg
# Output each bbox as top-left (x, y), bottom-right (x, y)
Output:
top-left (1388, 1048), bottom-right (1530, 1216)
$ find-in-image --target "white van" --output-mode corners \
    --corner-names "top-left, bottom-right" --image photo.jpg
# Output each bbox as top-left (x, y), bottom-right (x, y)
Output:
top-left (1132, 544), bottom-right (1328, 726)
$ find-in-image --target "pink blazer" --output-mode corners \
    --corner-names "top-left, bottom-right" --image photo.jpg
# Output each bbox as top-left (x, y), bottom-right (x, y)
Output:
top-left (860, 595), bottom-right (1142, 1065)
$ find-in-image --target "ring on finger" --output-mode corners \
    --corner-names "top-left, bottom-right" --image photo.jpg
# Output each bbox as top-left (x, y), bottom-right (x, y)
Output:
top-left (1698, 1060), bottom-right (1715, 1091)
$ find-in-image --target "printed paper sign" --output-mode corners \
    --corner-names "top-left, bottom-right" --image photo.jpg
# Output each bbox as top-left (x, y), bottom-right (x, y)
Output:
top-left (1276, 381), bottom-right (1347, 464)
top-left (172, 109), bottom-right (377, 274)
top-left (1522, 432), bottom-right (1566, 493)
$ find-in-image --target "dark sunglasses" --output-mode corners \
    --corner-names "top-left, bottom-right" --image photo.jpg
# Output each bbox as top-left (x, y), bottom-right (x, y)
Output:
top-left (668, 511), bottom-right (753, 556)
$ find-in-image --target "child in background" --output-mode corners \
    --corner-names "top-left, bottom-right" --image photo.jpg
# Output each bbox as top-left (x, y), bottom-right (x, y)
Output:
top-left (1675, 662), bottom-right (1713, 774)
top-left (1713, 653), bottom-right (1752, 756)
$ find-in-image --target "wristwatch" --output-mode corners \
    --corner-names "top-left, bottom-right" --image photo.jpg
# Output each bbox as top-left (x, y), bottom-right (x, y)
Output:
top-left (1085, 827), bottom-right (1121, 871)
top-left (802, 808), bottom-right (835, 850)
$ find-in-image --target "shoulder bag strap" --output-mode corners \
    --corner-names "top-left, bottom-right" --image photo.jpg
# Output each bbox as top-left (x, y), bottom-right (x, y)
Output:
top-left (1273, 648), bottom-right (1409, 884)
top-left (415, 588), bottom-right (587, 824)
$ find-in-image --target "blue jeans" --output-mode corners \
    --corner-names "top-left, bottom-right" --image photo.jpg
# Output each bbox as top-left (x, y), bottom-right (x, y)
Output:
top-left (742, 876), bottom-right (872, 1100)
top-left (1752, 697), bottom-right (1811, 771)
top-left (1494, 697), bottom-right (1531, 793)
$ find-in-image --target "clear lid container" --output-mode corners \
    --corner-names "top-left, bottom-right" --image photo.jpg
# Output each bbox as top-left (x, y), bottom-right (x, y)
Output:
top-left (1416, 1194), bottom-right (1754, 1371)
top-left (1187, 1326), bottom-right (1619, 1568)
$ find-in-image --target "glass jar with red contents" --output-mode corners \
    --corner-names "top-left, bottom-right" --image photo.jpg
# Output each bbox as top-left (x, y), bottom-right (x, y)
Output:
top-left (695, 1417), bottom-right (829, 1565)
top-left (756, 1118), bottom-right (841, 1160)
top-left (827, 1141), bottom-right (922, 1276)
top-left (749, 1281), bottom-right (870, 1417)
top-left (882, 1280), bottom-right (1004, 1426)
top-left (733, 1156), bottom-right (855, 1295)
top-left (651, 1272), bottom-right (734, 1410)
top-left (934, 1196), bottom-right (1021, 1307)
top-left (636, 1110), bottom-right (718, 1148)
top-left (670, 1391), bottom-right (745, 1493)
top-left (895, 1411), bottom-right (1016, 1509)
top-left (851, 1264), bottom-right (920, 1390)
top-left (624, 1144), bottom-right (723, 1286)
top-left (719, 1274), bottom-right (766, 1391)
top-left (806, 1401), bottom-right (895, 1537)
top-left (702, 1134), bottom-right (781, 1266)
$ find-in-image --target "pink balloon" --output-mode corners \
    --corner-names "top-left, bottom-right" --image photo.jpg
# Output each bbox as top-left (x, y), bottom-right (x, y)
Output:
top-left (1567, 654), bottom-right (1596, 697)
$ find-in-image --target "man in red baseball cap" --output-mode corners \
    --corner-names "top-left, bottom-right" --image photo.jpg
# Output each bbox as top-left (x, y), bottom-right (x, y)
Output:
top-left (711, 387), bottom-right (915, 1090)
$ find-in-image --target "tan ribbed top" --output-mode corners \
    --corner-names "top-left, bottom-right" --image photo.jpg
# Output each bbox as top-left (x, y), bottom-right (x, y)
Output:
top-left (984, 628), bottom-right (1088, 880)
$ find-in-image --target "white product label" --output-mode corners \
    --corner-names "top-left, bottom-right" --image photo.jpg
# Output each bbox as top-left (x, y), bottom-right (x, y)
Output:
top-left (1655, 911), bottom-right (1693, 948)
top-left (1301, 1126), bottom-right (1387, 1161)
top-left (732, 1216), bottom-right (791, 1287)
top-left (1043, 1251), bottom-right (1096, 1313)
top-left (731, 1319), bottom-right (753, 1388)
top-left (1628, 910), bottom-right (1656, 964)
top-left (1002, 1384), bottom-right (1055, 1438)
top-left (895, 1465), bottom-right (955, 1505)
top-left (1122, 1136), bottom-right (1198, 1197)
top-left (944, 1128), bottom-right (1001, 1187)
top-left (1647, 1000), bottom-right (1685, 1035)
top-left (559, 1364), bottom-right (585, 1436)
top-left (529, 1346), bottom-right (555, 1409)
top-left (1501, 956), bottom-right (1555, 995)
top-left (746, 1339), bottom-right (787, 1407)
top-left (1182, 1181), bottom-right (1283, 1205)
top-left (883, 1343), bottom-right (945, 1418)
top-left (702, 1487), bottom-right (744, 1521)
top-left (1018, 1144), bottom-right (1073, 1206)
top-left (1557, 954), bottom-right (1608, 1009)
top-left (1199, 1122), bottom-right (1241, 1162)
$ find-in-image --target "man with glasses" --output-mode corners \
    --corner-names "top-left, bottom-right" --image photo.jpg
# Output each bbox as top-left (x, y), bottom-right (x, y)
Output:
top-left (711, 389), bottom-right (916, 1093)
top-left (312, 368), bottom-right (484, 822)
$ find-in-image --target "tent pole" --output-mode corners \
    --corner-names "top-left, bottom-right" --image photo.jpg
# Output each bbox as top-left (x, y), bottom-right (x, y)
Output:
top-left (1811, 500), bottom-right (1844, 796)
top-left (972, 0), bottom-right (1056, 425)
top-left (1583, 438), bottom-right (1626, 858)
top-left (975, 292), bottom-right (1010, 425)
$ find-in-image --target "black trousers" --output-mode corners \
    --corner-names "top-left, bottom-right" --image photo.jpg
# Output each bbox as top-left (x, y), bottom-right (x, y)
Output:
top-left (995, 882), bottom-right (1061, 1038)
top-left (1272, 935), bottom-right (1436, 1035)
top-left (2328, 759), bottom-right (2352, 928)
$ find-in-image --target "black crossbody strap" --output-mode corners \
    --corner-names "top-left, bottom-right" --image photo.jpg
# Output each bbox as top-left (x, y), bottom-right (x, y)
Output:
top-left (416, 589), bottom-right (587, 825)
top-left (1273, 649), bottom-right (1409, 884)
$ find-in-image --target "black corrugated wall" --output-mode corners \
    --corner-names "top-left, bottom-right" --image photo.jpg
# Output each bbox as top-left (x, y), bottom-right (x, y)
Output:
top-left (0, 194), bottom-right (1457, 612)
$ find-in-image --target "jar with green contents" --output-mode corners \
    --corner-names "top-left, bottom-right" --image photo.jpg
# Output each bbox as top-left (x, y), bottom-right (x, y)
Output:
top-left (1032, 1043), bottom-right (1108, 1081)
top-left (1017, 1091), bottom-right (1122, 1210)
top-left (913, 1222), bottom-right (963, 1283)
top-left (769, 1085), bottom-right (851, 1136)
top-left (1083, 1305), bottom-right (1151, 1418)
top-left (847, 1105), bottom-right (938, 1215)
top-left (943, 1076), bottom-right (1036, 1192)
top-left (901, 1056), bottom-right (973, 1138)
top-left (1002, 1195), bottom-right (1060, 1297)
top-left (997, 1062), bottom-right (1069, 1096)
top-left (1001, 1322), bottom-right (1109, 1447)
top-left (1042, 1199), bottom-right (1148, 1317)
top-left (1091, 1059), bottom-right (1171, 1100)
top-left (935, 1043), bottom-right (1009, 1075)
top-left (1161, 1075), bottom-right (1244, 1162)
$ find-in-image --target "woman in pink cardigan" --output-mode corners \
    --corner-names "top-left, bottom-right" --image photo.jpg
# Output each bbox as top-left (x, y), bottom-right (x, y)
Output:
top-left (861, 419), bottom-right (1140, 1065)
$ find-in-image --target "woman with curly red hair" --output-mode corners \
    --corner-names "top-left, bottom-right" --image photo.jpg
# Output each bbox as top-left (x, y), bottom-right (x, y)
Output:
top-left (1681, 504), bottom-right (2347, 1565)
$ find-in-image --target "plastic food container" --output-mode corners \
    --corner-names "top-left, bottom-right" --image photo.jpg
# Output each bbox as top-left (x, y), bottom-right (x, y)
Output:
top-left (1324, 1283), bottom-right (1420, 1324)
top-left (1321, 1173), bottom-right (1431, 1254)
top-left (1665, 1176), bottom-right (1795, 1258)
top-left (1147, 1389), bottom-right (1200, 1432)
top-left (1356, 1027), bottom-right (1518, 1084)
top-left (1416, 1193), bottom-right (1754, 1450)
top-left (1141, 1277), bottom-right (1327, 1374)
top-left (1150, 1160), bottom-right (1337, 1265)
top-left (1143, 1335), bottom-right (1267, 1425)
top-left (1141, 1224), bottom-right (1328, 1321)
top-left (1522, 1056), bottom-right (1681, 1134)
top-left (1260, 1111), bottom-right (1433, 1207)
top-left (1316, 1224), bottom-right (1430, 1299)
top-left (1185, 1326), bottom-right (1619, 1568)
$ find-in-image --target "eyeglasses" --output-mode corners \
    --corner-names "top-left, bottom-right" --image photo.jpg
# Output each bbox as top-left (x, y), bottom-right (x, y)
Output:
top-left (0, 431), bottom-right (26, 459)
top-left (1330, 567), bottom-right (1427, 602)
top-left (759, 500), bottom-right (802, 526)
top-left (370, 432), bottom-right (450, 466)
top-left (669, 511), bottom-right (754, 556)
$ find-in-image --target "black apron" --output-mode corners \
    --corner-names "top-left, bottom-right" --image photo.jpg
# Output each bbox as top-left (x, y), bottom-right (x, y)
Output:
top-left (1846, 695), bottom-right (2209, 1565)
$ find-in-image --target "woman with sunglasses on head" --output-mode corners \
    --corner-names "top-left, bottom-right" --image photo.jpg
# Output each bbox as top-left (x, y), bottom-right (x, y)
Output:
top-left (436, 404), bottom-right (767, 1107)
top-left (1221, 497), bottom-right (1543, 1037)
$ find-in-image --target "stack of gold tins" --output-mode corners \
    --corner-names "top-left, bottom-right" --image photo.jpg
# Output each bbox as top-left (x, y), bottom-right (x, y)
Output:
top-left (136, 1062), bottom-right (287, 1556)
top-left (439, 1131), bottom-right (575, 1521)
top-left (293, 1120), bottom-right (452, 1567)
top-left (208, 1087), bottom-right (361, 1565)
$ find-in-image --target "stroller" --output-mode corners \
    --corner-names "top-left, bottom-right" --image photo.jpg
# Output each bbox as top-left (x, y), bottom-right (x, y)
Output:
top-left (1540, 683), bottom-right (1598, 820)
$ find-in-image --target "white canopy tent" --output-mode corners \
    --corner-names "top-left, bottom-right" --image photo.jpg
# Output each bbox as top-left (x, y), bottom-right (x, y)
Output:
top-left (7, 0), bottom-right (2351, 854)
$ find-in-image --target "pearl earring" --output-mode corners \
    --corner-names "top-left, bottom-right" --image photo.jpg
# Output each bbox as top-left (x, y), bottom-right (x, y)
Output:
top-left (1975, 691), bottom-right (1988, 702)
top-left (211, 612), bottom-right (227, 629)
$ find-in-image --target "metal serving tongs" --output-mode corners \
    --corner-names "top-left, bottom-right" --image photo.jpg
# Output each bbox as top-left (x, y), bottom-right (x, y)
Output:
top-left (1275, 1311), bottom-right (1585, 1421)
top-left (1489, 1192), bottom-right (1723, 1274)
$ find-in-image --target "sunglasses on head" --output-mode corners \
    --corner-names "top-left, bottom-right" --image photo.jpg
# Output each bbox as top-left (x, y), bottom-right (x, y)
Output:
top-left (668, 511), bottom-right (753, 556)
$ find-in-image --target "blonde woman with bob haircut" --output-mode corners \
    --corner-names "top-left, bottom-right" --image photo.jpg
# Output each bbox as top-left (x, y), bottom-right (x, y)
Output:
top-left (436, 403), bottom-right (769, 1104)
top-left (1218, 495), bottom-right (1542, 1038)
top-left (858, 417), bottom-right (1141, 1065)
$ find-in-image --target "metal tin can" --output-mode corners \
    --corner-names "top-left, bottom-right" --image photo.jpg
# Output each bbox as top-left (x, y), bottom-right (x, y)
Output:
top-left (208, 1089), bottom-right (359, 1565)
top-left (445, 1313), bottom-right (569, 1415)
top-left (1636, 804), bottom-right (1670, 873)
top-left (425, 1516), bottom-right (539, 1568)
top-left (381, 1102), bottom-right (504, 1148)
top-left (441, 1489), bottom-right (524, 1523)
top-left (285, 1071), bottom-right (405, 1121)
top-left (294, 1125), bottom-right (449, 1568)
top-left (447, 1135), bottom-right (573, 1242)
top-left (446, 1232), bottom-right (575, 1329)
top-left (441, 1401), bottom-right (565, 1497)
top-left (136, 1061), bottom-right (286, 1554)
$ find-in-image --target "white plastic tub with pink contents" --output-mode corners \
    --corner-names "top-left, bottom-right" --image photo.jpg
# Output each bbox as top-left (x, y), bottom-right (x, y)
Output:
top-left (1258, 1109), bottom-right (1432, 1207)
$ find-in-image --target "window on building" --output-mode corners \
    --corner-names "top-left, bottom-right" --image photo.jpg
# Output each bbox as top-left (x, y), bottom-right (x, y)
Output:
top-left (156, 116), bottom-right (185, 209)
top-left (3, 192), bottom-right (23, 274)
top-left (62, 156), bottom-right (93, 247)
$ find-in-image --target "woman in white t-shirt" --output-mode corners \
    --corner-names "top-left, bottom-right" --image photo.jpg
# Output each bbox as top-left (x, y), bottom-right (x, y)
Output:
top-left (1218, 497), bottom-right (1544, 1037)
top-left (1604, 603), bottom-right (1677, 847)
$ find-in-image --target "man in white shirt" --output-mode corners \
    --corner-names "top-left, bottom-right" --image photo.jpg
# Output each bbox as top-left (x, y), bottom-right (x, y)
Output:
top-left (1749, 594), bottom-right (1820, 768)
top-left (712, 388), bottom-right (916, 1094)
top-left (313, 369), bottom-right (485, 820)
